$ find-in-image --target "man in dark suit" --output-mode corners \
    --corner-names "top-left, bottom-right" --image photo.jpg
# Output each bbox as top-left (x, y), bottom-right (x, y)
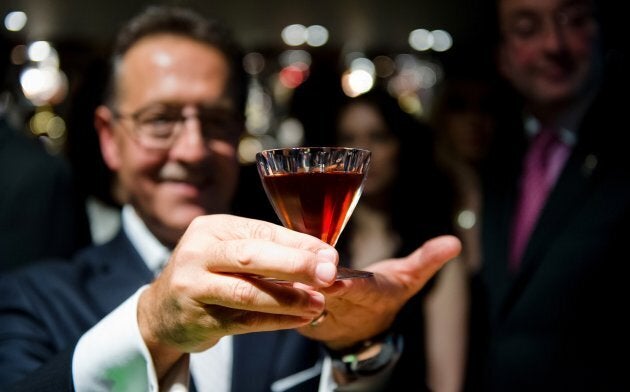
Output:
top-left (466, 0), bottom-right (630, 390)
top-left (0, 36), bottom-right (90, 271)
top-left (0, 6), bottom-right (461, 391)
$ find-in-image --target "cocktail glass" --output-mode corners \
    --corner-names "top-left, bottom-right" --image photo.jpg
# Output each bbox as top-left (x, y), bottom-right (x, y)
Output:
top-left (256, 146), bottom-right (374, 281)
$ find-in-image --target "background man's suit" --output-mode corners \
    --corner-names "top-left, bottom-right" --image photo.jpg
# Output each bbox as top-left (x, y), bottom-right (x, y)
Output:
top-left (467, 52), bottom-right (630, 391)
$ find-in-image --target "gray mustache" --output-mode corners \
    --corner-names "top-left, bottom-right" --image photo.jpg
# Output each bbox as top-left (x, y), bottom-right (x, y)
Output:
top-left (158, 163), bottom-right (208, 184)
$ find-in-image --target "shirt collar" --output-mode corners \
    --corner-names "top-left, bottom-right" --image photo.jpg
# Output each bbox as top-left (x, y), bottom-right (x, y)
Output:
top-left (122, 205), bottom-right (171, 276)
top-left (523, 116), bottom-right (576, 146)
top-left (523, 86), bottom-right (598, 147)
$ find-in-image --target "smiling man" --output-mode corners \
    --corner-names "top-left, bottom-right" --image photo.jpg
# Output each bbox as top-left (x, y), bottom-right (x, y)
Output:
top-left (0, 5), bottom-right (461, 392)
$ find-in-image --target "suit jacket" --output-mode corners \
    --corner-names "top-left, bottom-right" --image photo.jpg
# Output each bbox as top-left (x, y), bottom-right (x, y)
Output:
top-left (0, 117), bottom-right (91, 271)
top-left (468, 51), bottom-right (630, 391)
top-left (0, 229), bottom-right (327, 391)
top-left (0, 227), bottom-right (428, 391)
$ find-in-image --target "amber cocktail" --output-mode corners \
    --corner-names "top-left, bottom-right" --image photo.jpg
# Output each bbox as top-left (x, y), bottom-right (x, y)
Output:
top-left (256, 147), bottom-right (373, 280)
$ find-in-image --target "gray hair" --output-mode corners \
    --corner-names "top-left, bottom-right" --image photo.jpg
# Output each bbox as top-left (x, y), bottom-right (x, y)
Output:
top-left (103, 5), bottom-right (247, 113)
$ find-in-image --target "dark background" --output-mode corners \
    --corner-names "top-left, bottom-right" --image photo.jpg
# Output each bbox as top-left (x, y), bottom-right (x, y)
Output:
top-left (0, 0), bottom-right (492, 54)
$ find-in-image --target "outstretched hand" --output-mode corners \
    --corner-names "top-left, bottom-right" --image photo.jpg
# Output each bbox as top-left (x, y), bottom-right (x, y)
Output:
top-left (297, 235), bottom-right (462, 350)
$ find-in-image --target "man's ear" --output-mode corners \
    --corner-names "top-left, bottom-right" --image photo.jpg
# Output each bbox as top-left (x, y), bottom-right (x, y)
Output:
top-left (94, 105), bottom-right (121, 171)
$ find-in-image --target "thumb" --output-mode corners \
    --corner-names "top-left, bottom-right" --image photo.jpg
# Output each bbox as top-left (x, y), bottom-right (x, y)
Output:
top-left (400, 235), bottom-right (462, 290)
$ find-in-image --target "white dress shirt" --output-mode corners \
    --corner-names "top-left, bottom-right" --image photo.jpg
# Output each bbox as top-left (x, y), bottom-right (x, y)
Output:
top-left (72, 206), bottom-right (339, 391)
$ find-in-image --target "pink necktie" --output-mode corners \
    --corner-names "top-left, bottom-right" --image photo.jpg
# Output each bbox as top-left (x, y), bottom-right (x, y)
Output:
top-left (509, 128), bottom-right (570, 271)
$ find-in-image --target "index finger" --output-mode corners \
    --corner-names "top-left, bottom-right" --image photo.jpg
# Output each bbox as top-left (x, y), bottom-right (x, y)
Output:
top-left (190, 214), bottom-right (339, 285)
top-left (196, 214), bottom-right (327, 250)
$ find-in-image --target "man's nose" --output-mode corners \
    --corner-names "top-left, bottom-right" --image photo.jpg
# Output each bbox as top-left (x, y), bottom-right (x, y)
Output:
top-left (542, 18), bottom-right (569, 51)
top-left (169, 115), bottom-right (208, 161)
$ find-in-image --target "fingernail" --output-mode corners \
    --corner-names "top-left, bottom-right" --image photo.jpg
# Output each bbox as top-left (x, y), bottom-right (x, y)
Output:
top-left (316, 261), bottom-right (337, 284)
top-left (310, 291), bottom-right (325, 308)
top-left (316, 248), bottom-right (337, 284)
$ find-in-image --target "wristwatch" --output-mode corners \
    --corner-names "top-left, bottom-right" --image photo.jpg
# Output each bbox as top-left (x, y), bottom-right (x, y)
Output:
top-left (327, 332), bottom-right (402, 379)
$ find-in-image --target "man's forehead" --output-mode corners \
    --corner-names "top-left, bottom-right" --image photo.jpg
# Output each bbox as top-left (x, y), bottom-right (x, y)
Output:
top-left (123, 34), bottom-right (228, 70)
top-left (116, 35), bottom-right (232, 106)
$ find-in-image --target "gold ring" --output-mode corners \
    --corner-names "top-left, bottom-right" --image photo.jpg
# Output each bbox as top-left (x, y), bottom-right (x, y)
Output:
top-left (310, 310), bottom-right (328, 327)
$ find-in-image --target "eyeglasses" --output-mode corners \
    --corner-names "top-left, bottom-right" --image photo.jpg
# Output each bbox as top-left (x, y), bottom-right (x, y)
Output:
top-left (502, 3), bottom-right (595, 42)
top-left (111, 103), bottom-right (243, 150)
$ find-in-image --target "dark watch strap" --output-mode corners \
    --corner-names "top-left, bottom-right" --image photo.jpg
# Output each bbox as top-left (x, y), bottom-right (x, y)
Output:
top-left (327, 332), bottom-right (403, 377)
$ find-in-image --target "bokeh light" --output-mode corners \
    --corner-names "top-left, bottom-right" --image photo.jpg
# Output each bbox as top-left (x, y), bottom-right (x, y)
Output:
top-left (409, 29), bottom-right (434, 51)
top-left (279, 63), bottom-right (308, 89)
top-left (238, 135), bottom-right (264, 163)
top-left (373, 55), bottom-right (396, 78)
top-left (305, 25), bottom-right (328, 47)
top-left (10, 44), bottom-right (27, 65)
top-left (276, 117), bottom-right (304, 147)
top-left (4, 11), bottom-right (27, 32)
top-left (27, 41), bottom-right (52, 62)
top-left (243, 52), bottom-right (265, 75)
top-left (281, 24), bottom-right (306, 46)
top-left (341, 69), bottom-right (374, 97)
top-left (431, 29), bottom-right (453, 52)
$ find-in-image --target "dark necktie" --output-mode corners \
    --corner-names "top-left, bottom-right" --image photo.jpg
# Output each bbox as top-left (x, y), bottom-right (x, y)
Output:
top-left (509, 128), bottom-right (570, 271)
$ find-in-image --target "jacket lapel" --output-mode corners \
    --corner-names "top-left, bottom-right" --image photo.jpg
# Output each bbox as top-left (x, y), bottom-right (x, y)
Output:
top-left (86, 229), bottom-right (155, 315)
top-left (499, 147), bottom-right (599, 315)
top-left (497, 95), bottom-right (608, 316)
top-left (519, 151), bottom-right (598, 271)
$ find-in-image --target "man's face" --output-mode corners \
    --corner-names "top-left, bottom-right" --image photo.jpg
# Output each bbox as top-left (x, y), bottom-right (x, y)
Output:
top-left (497, 0), bottom-right (599, 109)
top-left (97, 35), bottom-right (241, 246)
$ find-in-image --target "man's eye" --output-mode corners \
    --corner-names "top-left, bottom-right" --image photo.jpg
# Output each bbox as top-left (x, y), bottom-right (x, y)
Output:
top-left (510, 19), bottom-right (539, 38)
top-left (141, 113), bottom-right (177, 126)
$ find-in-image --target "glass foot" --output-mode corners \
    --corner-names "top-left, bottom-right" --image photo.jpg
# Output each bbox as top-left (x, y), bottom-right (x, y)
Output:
top-left (247, 266), bottom-right (373, 283)
top-left (334, 267), bottom-right (374, 280)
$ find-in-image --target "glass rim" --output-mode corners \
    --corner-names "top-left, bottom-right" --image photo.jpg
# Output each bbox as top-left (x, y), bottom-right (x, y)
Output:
top-left (256, 146), bottom-right (371, 155)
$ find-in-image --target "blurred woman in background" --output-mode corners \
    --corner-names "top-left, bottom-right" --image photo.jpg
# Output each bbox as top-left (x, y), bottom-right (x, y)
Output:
top-left (335, 86), bottom-right (469, 392)
top-left (429, 75), bottom-right (497, 274)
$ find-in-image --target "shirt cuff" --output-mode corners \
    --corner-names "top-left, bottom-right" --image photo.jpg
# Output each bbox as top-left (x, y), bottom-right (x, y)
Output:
top-left (318, 356), bottom-right (338, 392)
top-left (72, 285), bottom-right (190, 392)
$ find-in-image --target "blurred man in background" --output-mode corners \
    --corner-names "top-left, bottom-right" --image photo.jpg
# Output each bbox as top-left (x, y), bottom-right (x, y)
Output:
top-left (467, 0), bottom-right (630, 390)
